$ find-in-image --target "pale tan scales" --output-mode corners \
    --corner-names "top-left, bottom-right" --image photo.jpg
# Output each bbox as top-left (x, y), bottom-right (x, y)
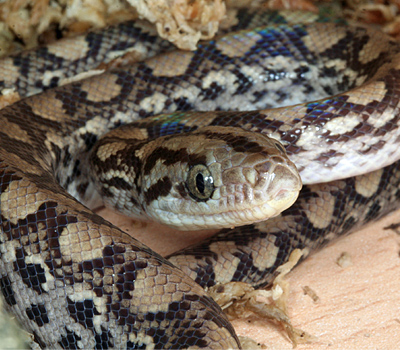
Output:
top-left (1, 9), bottom-right (400, 350)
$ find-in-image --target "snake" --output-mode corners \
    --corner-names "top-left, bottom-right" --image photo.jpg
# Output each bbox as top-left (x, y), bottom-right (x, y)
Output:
top-left (1, 8), bottom-right (400, 349)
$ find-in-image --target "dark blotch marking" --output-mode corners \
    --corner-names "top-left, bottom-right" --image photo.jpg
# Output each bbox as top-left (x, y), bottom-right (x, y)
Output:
top-left (94, 328), bottom-right (114, 349)
top-left (66, 297), bottom-right (114, 348)
top-left (26, 303), bottom-right (50, 327)
top-left (76, 181), bottom-right (89, 197)
top-left (58, 328), bottom-right (82, 350)
top-left (81, 132), bottom-right (99, 151)
top-left (0, 169), bottom-right (22, 195)
top-left (143, 147), bottom-right (188, 176)
top-left (200, 130), bottom-right (265, 153)
top-left (201, 81), bottom-right (225, 100)
top-left (365, 200), bottom-right (382, 222)
top-left (67, 297), bottom-right (100, 329)
top-left (233, 68), bottom-right (253, 95)
top-left (342, 216), bottom-right (357, 233)
top-left (100, 186), bottom-right (114, 198)
top-left (32, 331), bottom-right (47, 349)
top-left (14, 252), bottom-right (47, 295)
top-left (0, 276), bottom-right (16, 306)
top-left (175, 182), bottom-right (188, 199)
top-left (100, 176), bottom-right (133, 191)
top-left (118, 299), bottom-right (215, 348)
top-left (359, 140), bottom-right (386, 155)
top-left (3, 201), bottom-right (79, 289)
top-left (126, 341), bottom-right (147, 349)
top-left (144, 177), bottom-right (172, 205)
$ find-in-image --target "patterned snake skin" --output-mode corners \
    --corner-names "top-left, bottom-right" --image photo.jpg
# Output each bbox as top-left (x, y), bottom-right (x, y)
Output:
top-left (1, 9), bottom-right (400, 349)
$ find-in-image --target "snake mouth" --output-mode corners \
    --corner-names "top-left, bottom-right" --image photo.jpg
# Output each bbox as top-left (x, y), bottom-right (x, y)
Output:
top-left (220, 187), bottom-right (301, 226)
top-left (152, 186), bottom-right (301, 231)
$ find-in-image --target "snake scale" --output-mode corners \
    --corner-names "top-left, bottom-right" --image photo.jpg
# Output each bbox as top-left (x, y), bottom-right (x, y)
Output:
top-left (1, 8), bottom-right (400, 349)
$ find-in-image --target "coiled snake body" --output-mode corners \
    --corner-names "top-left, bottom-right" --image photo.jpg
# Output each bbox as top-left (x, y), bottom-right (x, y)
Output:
top-left (1, 9), bottom-right (400, 349)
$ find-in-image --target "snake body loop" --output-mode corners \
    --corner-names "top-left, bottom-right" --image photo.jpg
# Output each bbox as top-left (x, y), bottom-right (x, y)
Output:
top-left (1, 10), bottom-right (400, 349)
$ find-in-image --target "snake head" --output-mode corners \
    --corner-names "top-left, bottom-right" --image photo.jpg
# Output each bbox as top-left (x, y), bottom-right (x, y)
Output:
top-left (90, 125), bottom-right (302, 230)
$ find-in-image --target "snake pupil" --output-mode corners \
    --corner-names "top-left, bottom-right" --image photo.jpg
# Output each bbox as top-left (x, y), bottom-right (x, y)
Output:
top-left (196, 173), bottom-right (205, 194)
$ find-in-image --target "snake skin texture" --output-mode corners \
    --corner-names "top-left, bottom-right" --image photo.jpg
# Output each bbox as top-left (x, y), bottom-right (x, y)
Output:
top-left (1, 9), bottom-right (400, 349)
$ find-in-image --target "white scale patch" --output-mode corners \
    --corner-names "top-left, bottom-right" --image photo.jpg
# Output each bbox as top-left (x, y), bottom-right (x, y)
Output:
top-left (0, 87), bottom-right (16, 96)
top-left (139, 92), bottom-right (169, 115)
top-left (105, 41), bottom-right (148, 62)
top-left (109, 110), bottom-right (140, 127)
top-left (56, 69), bottom-right (105, 86)
top-left (240, 57), bottom-right (305, 95)
top-left (128, 333), bottom-right (155, 349)
top-left (67, 288), bottom-right (97, 304)
top-left (42, 69), bottom-right (67, 87)
top-left (322, 114), bottom-right (363, 136)
top-left (171, 84), bottom-right (201, 107)
top-left (0, 240), bottom-right (19, 263)
top-left (247, 56), bottom-right (302, 83)
top-left (242, 56), bottom-right (323, 108)
top-left (74, 115), bottom-right (116, 139)
top-left (103, 168), bottom-right (131, 182)
top-left (24, 254), bottom-right (55, 293)
top-left (201, 69), bottom-right (238, 93)
top-left (371, 106), bottom-right (397, 129)
top-left (294, 124), bottom-right (322, 148)
top-left (324, 58), bottom-right (347, 72)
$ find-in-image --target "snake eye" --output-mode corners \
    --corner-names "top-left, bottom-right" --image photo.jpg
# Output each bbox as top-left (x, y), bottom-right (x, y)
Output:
top-left (186, 164), bottom-right (215, 201)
